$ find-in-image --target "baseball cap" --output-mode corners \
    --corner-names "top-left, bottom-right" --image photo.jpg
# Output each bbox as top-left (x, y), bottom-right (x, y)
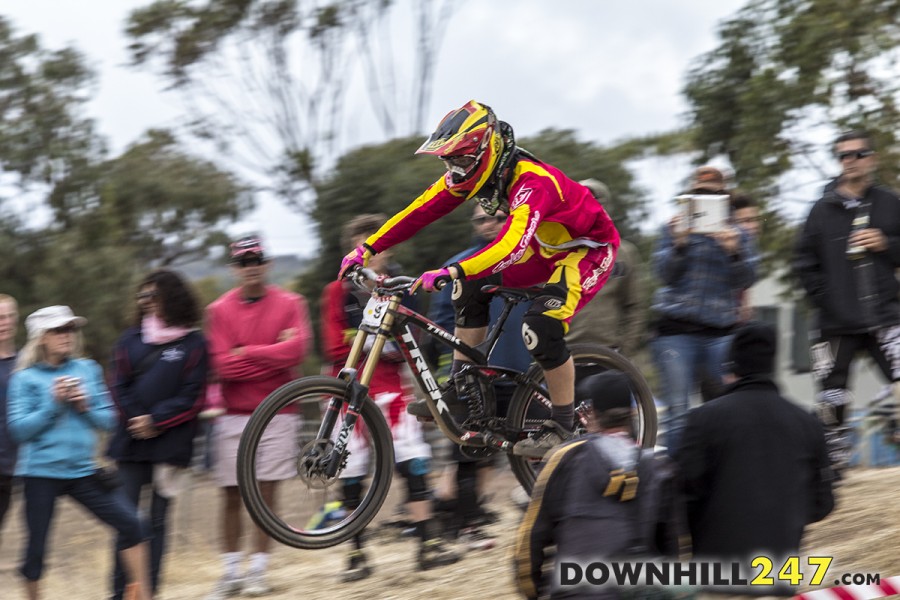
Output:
top-left (690, 166), bottom-right (726, 191)
top-left (229, 236), bottom-right (267, 263)
top-left (25, 306), bottom-right (87, 339)
top-left (575, 371), bottom-right (634, 413)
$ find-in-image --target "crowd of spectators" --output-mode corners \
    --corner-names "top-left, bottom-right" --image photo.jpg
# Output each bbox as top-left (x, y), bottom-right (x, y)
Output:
top-left (3, 128), bottom-right (898, 598)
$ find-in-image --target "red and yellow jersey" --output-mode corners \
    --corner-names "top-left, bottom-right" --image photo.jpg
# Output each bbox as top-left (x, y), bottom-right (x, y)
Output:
top-left (364, 157), bottom-right (620, 279)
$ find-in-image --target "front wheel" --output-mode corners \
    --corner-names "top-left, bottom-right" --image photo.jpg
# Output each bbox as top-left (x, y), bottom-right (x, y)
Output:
top-left (505, 344), bottom-right (657, 494)
top-left (236, 376), bottom-right (395, 549)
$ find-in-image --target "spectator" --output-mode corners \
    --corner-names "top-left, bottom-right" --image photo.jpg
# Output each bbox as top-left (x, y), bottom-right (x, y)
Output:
top-left (7, 306), bottom-right (151, 600)
top-left (0, 294), bottom-right (18, 546)
top-left (106, 270), bottom-right (208, 600)
top-left (320, 214), bottom-right (459, 579)
top-left (567, 179), bottom-right (646, 357)
top-left (677, 322), bottom-right (834, 596)
top-left (426, 203), bottom-right (531, 548)
top-left (730, 193), bottom-right (763, 323)
top-left (205, 236), bottom-right (312, 599)
top-left (650, 165), bottom-right (758, 454)
top-left (513, 371), bottom-right (682, 600)
top-left (793, 130), bottom-right (900, 469)
top-left (730, 194), bottom-right (762, 240)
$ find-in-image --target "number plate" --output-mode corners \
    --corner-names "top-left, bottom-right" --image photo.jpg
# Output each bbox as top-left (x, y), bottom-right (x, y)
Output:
top-left (361, 296), bottom-right (389, 330)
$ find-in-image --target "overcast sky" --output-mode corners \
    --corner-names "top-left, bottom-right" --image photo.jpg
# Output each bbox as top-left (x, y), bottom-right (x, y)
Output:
top-left (4, 0), bottom-right (751, 258)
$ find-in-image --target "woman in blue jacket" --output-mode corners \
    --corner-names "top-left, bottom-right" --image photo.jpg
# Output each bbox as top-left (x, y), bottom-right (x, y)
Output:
top-left (7, 305), bottom-right (151, 600)
top-left (107, 269), bottom-right (208, 600)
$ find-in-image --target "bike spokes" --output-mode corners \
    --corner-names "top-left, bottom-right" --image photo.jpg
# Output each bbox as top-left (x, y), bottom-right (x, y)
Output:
top-left (238, 382), bottom-right (393, 547)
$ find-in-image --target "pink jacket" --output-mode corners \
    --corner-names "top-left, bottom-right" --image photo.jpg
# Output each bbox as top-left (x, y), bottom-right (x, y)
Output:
top-left (206, 285), bottom-right (311, 414)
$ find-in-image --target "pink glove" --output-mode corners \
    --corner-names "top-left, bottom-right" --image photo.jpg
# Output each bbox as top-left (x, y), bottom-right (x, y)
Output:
top-left (338, 245), bottom-right (372, 279)
top-left (412, 267), bottom-right (453, 293)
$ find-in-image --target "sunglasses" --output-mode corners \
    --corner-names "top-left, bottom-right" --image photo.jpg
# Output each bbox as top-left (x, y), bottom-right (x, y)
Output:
top-left (135, 291), bottom-right (158, 302)
top-left (471, 215), bottom-right (506, 225)
top-left (234, 256), bottom-right (267, 268)
top-left (836, 149), bottom-right (874, 162)
top-left (48, 325), bottom-right (77, 335)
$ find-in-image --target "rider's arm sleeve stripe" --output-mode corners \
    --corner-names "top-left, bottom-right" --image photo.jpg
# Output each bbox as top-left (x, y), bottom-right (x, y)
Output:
top-left (364, 179), bottom-right (465, 253)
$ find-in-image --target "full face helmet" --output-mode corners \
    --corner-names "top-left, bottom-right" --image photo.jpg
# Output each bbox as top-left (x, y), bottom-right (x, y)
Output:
top-left (416, 100), bottom-right (505, 201)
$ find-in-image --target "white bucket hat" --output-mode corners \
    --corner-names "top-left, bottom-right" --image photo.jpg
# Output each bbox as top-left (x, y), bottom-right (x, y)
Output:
top-left (25, 305), bottom-right (87, 339)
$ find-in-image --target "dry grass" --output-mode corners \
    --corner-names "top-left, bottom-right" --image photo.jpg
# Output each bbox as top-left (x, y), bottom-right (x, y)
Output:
top-left (0, 466), bottom-right (897, 599)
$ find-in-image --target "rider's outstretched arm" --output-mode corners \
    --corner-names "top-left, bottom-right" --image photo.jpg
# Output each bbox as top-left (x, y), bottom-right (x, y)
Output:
top-left (364, 178), bottom-right (466, 254)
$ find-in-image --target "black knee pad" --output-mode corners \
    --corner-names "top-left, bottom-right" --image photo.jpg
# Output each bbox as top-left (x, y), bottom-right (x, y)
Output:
top-left (522, 302), bottom-right (570, 370)
top-left (397, 458), bottom-right (431, 503)
top-left (452, 274), bottom-right (501, 328)
top-left (342, 477), bottom-right (363, 510)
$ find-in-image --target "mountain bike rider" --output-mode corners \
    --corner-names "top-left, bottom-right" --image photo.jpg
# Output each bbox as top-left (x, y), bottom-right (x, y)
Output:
top-left (338, 100), bottom-right (620, 457)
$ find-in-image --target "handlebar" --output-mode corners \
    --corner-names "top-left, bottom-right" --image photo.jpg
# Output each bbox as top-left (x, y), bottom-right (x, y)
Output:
top-left (347, 266), bottom-right (417, 294)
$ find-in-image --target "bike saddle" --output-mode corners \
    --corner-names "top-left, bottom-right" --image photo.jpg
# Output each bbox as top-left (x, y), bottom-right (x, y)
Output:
top-left (480, 285), bottom-right (546, 301)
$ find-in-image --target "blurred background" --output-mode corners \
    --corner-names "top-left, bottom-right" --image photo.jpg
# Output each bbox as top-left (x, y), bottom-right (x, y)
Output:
top-left (1, 0), bottom-right (899, 370)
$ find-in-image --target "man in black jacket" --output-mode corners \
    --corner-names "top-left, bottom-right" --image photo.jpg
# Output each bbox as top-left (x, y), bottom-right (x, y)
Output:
top-left (793, 130), bottom-right (900, 470)
top-left (677, 322), bottom-right (835, 596)
top-left (514, 372), bottom-right (682, 599)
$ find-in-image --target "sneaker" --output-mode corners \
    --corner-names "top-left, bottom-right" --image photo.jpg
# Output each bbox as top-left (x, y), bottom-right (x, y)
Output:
top-left (339, 550), bottom-right (372, 583)
top-left (458, 527), bottom-right (496, 551)
top-left (418, 538), bottom-right (461, 570)
top-left (512, 420), bottom-right (573, 458)
top-left (205, 574), bottom-right (243, 600)
top-left (243, 570), bottom-right (272, 596)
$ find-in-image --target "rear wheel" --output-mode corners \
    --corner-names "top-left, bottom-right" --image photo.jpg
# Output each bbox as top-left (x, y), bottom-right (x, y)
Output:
top-left (505, 344), bottom-right (657, 494)
top-left (236, 376), bottom-right (395, 549)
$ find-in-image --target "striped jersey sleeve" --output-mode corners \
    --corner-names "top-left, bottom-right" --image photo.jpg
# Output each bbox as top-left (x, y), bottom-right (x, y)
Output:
top-left (364, 177), bottom-right (466, 254)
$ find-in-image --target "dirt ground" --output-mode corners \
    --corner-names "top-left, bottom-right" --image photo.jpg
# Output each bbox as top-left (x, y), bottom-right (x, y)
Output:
top-left (0, 463), bottom-right (897, 600)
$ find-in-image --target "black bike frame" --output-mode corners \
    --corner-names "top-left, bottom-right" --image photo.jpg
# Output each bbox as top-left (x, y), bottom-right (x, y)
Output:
top-left (345, 289), bottom-right (541, 449)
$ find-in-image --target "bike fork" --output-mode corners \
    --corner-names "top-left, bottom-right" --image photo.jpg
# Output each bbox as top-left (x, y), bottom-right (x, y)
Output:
top-left (317, 370), bottom-right (370, 478)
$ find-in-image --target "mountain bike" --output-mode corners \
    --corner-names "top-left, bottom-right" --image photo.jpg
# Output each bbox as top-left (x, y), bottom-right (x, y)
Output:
top-left (236, 267), bottom-right (657, 549)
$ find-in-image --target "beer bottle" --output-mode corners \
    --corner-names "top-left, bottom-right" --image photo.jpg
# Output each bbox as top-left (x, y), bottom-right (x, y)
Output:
top-left (846, 206), bottom-right (870, 259)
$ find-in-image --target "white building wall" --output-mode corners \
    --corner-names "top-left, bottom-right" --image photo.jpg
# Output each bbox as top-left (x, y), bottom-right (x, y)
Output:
top-left (748, 273), bottom-right (886, 410)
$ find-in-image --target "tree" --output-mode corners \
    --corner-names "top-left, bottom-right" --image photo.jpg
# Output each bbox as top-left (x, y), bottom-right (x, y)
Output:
top-left (0, 16), bottom-right (104, 196)
top-left (49, 129), bottom-right (253, 266)
top-left (519, 129), bottom-right (649, 243)
top-left (124, 0), bottom-right (456, 211)
top-left (295, 136), bottom-right (448, 331)
top-left (679, 0), bottom-right (900, 274)
top-left (0, 16), bottom-right (254, 358)
top-left (684, 0), bottom-right (900, 223)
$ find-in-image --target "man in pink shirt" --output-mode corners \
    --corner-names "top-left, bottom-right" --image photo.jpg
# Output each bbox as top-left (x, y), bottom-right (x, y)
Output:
top-left (205, 236), bottom-right (311, 599)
